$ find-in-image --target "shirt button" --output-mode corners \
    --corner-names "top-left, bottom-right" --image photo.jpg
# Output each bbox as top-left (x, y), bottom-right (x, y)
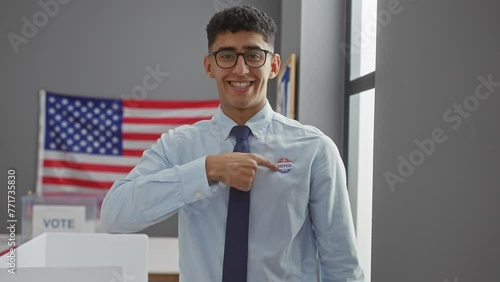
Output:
top-left (195, 191), bottom-right (202, 199)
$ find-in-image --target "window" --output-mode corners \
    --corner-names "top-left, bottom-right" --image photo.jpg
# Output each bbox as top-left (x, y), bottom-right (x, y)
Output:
top-left (344, 0), bottom-right (376, 281)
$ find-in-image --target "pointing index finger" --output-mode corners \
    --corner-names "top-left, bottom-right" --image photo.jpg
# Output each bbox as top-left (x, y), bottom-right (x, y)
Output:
top-left (253, 154), bottom-right (279, 171)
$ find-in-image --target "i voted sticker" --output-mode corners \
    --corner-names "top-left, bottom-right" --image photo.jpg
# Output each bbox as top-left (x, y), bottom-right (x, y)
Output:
top-left (277, 158), bottom-right (293, 174)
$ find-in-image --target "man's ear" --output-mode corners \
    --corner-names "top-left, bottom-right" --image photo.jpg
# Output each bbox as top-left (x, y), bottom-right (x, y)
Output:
top-left (268, 53), bottom-right (281, 79)
top-left (204, 55), bottom-right (215, 78)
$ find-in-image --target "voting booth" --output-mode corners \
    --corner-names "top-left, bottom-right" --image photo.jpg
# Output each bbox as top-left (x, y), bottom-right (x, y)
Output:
top-left (0, 232), bottom-right (148, 282)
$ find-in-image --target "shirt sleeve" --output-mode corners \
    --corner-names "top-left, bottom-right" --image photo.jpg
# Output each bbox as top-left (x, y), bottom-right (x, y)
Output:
top-left (100, 132), bottom-right (216, 234)
top-left (309, 135), bottom-right (365, 282)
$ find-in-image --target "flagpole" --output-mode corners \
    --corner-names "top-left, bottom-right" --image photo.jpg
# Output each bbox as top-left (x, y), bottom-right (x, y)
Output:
top-left (36, 89), bottom-right (47, 195)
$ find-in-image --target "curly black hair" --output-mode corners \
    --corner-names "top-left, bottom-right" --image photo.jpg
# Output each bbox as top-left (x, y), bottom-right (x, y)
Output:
top-left (206, 5), bottom-right (277, 51)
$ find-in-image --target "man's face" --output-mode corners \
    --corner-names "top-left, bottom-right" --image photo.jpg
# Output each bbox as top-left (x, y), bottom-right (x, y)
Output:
top-left (204, 31), bottom-right (280, 120)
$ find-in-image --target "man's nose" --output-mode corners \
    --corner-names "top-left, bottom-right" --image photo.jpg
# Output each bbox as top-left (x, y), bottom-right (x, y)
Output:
top-left (232, 55), bottom-right (250, 75)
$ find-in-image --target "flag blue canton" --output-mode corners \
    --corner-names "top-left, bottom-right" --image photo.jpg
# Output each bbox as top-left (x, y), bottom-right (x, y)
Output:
top-left (44, 93), bottom-right (123, 156)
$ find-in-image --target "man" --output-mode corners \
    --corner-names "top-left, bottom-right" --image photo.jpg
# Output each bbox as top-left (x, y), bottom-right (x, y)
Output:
top-left (101, 5), bottom-right (364, 282)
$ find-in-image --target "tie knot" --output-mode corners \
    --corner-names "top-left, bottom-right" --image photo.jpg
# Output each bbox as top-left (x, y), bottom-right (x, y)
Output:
top-left (231, 125), bottom-right (251, 140)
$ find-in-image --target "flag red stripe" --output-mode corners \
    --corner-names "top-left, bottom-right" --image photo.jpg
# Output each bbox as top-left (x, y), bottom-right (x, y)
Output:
top-left (43, 159), bottom-right (134, 173)
top-left (123, 99), bottom-right (219, 109)
top-left (123, 149), bottom-right (145, 157)
top-left (43, 176), bottom-right (114, 189)
top-left (122, 132), bottom-right (161, 141)
top-left (123, 116), bottom-right (212, 124)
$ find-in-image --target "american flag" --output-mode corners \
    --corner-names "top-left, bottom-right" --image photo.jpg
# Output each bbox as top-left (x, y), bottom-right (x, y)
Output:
top-left (37, 90), bottom-right (219, 195)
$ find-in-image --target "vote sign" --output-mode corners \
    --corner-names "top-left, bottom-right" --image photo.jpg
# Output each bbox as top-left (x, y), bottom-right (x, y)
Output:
top-left (32, 205), bottom-right (86, 237)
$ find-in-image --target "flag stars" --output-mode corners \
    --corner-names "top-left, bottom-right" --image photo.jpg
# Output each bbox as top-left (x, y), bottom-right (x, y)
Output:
top-left (45, 95), bottom-right (123, 156)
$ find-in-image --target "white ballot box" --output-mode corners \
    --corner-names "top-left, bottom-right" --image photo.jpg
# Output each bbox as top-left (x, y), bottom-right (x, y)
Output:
top-left (0, 232), bottom-right (148, 282)
top-left (21, 194), bottom-right (103, 240)
top-left (0, 266), bottom-right (124, 282)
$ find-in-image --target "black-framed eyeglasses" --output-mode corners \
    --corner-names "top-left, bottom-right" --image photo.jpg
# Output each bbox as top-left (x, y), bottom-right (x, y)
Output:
top-left (210, 48), bottom-right (273, 69)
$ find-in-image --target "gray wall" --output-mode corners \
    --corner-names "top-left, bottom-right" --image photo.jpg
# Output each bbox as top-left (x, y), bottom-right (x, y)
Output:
top-left (281, 0), bottom-right (346, 153)
top-left (373, 0), bottom-right (500, 281)
top-left (0, 0), bottom-right (281, 237)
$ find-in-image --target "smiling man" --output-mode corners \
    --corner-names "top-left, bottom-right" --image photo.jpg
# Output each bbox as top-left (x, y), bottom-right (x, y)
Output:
top-left (101, 5), bottom-right (364, 282)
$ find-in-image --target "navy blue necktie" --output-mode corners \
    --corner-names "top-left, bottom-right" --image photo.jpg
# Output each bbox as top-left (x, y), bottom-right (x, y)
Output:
top-left (222, 125), bottom-right (251, 282)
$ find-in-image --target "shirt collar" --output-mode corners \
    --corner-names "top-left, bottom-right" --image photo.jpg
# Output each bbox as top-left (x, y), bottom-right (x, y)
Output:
top-left (211, 100), bottom-right (274, 140)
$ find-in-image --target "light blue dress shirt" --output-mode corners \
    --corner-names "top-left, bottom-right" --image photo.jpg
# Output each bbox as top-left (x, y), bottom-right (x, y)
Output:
top-left (101, 101), bottom-right (364, 282)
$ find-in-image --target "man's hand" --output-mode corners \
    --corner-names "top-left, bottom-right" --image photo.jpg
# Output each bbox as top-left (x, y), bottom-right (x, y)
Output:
top-left (206, 153), bottom-right (278, 191)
